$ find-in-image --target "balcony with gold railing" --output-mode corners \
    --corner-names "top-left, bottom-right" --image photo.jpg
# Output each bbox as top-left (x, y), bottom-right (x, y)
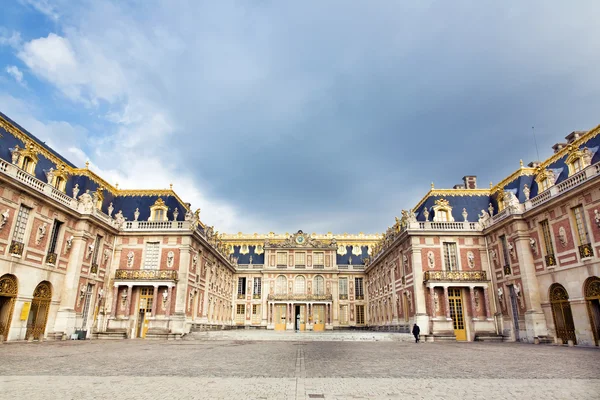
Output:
top-left (45, 252), bottom-right (57, 265)
top-left (9, 240), bottom-right (24, 256)
top-left (267, 294), bottom-right (333, 302)
top-left (114, 269), bottom-right (178, 281)
top-left (423, 270), bottom-right (488, 283)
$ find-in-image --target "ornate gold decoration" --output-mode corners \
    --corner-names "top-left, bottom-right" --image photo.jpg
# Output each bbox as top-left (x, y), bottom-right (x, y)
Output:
top-left (9, 240), bottom-right (24, 256)
top-left (423, 271), bottom-right (487, 282)
top-left (265, 230), bottom-right (337, 249)
top-left (115, 269), bottom-right (178, 281)
top-left (540, 124), bottom-right (600, 170)
top-left (0, 274), bottom-right (17, 341)
top-left (434, 198), bottom-right (450, 208)
top-left (267, 294), bottom-right (333, 301)
top-left (565, 146), bottom-right (593, 176)
top-left (0, 274), bottom-right (18, 297)
top-left (549, 284), bottom-right (569, 301)
top-left (26, 281), bottom-right (52, 340)
top-left (412, 188), bottom-right (490, 213)
top-left (585, 277), bottom-right (600, 298)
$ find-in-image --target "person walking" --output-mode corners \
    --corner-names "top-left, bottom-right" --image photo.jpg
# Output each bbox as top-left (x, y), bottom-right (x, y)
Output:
top-left (412, 323), bottom-right (420, 343)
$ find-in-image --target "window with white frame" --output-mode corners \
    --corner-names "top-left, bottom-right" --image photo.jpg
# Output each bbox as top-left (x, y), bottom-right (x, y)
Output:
top-left (295, 252), bottom-right (306, 266)
top-left (443, 242), bottom-right (458, 271)
top-left (314, 275), bottom-right (324, 295)
top-left (238, 277), bottom-right (246, 297)
top-left (294, 276), bottom-right (305, 294)
top-left (144, 242), bottom-right (160, 269)
top-left (276, 252), bottom-right (287, 266)
top-left (437, 210), bottom-right (449, 221)
top-left (573, 206), bottom-right (590, 246)
top-left (275, 275), bottom-right (287, 295)
top-left (339, 277), bottom-right (348, 299)
top-left (540, 220), bottom-right (555, 256)
top-left (313, 252), bottom-right (324, 266)
top-left (12, 205), bottom-right (31, 243)
top-left (355, 277), bottom-right (364, 299)
top-left (253, 277), bottom-right (262, 298)
top-left (499, 235), bottom-right (511, 267)
top-left (47, 220), bottom-right (63, 255)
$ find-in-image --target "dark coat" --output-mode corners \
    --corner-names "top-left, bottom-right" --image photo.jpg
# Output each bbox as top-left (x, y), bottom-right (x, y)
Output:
top-left (412, 325), bottom-right (420, 335)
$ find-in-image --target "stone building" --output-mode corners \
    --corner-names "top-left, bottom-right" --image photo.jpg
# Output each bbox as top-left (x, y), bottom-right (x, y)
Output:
top-left (0, 110), bottom-right (599, 345)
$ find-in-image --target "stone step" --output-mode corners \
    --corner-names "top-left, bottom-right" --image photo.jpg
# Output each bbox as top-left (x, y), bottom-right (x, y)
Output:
top-left (184, 330), bottom-right (414, 342)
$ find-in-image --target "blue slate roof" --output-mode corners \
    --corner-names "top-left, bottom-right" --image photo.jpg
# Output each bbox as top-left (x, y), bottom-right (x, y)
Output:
top-left (231, 245), bottom-right (265, 265)
top-left (414, 194), bottom-right (491, 222)
top-left (336, 245), bottom-right (369, 265)
top-left (0, 111), bottom-right (77, 168)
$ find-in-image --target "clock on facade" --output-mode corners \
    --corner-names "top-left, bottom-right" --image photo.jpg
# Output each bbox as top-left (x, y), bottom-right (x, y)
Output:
top-left (296, 235), bottom-right (305, 244)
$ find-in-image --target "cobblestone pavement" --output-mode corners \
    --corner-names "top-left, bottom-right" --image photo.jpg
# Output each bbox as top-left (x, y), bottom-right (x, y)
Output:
top-left (1, 339), bottom-right (599, 399)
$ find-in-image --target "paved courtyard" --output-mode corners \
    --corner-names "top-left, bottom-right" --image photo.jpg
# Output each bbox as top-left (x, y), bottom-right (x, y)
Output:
top-left (1, 337), bottom-right (599, 399)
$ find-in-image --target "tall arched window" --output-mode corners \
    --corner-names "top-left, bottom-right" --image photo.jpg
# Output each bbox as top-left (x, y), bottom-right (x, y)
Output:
top-left (276, 275), bottom-right (287, 295)
top-left (314, 276), bottom-right (324, 295)
top-left (294, 276), bottom-right (305, 295)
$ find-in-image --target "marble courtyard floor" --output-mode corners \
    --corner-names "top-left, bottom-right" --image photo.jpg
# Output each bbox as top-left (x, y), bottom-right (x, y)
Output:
top-left (1, 335), bottom-right (599, 399)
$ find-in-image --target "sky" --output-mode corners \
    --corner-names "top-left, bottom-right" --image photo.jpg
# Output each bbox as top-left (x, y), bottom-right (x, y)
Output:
top-left (1, 1), bottom-right (599, 234)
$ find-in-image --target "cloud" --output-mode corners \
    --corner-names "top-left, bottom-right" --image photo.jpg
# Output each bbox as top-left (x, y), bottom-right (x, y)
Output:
top-left (5, 65), bottom-right (25, 85)
top-left (17, 33), bottom-right (126, 105)
top-left (6, 0), bottom-right (600, 234)
top-left (19, 0), bottom-right (59, 21)
top-left (0, 30), bottom-right (22, 48)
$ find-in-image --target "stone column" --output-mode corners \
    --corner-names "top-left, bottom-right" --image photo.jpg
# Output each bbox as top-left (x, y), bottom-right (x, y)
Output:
top-left (513, 224), bottom-right (548, 340)
top-left (54, 231), bottom-right (88, 335)
top-left (110, 285), bottom-right (119, 318)
top-left (125, 285), bottom-right (133, 317)
top-left (483, 287), bottom-right (491, 319)
top-left (151, 284), bottom-right (159, 317)
top-left (469, 286), bottom-right (477, 320)
top-left (443, 286), bottom-right (451, 319)
top-left (166, 286), bottom-right (173, 318)
top-left (429, 286), bottom-right (436, 318)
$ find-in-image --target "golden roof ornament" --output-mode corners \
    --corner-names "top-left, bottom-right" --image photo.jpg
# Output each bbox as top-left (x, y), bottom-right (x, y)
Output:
top-left (434, 198), bottom-right (450, 208)
top-left (153, 198), bottom-right (166, 207)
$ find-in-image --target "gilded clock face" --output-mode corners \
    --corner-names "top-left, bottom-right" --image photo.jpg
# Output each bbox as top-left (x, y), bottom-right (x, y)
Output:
top-left (296, 235), bottom-right (305, 244)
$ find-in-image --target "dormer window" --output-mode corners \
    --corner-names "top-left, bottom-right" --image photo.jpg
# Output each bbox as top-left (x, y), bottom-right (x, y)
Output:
top-left (432, 198), bottom-right (454, 222)
top-left (565, 146), bottom-right (592, 176)
top-left (51, 165), bottom-right (69, 192)
top-left (437, 210), bottom-right (449, 221)
top-left (149, 198), bottom-right (169, 221)
top-left (14, 142), bottom-right (39, 175)
top-left (535, 168), bottom-right (557, 193)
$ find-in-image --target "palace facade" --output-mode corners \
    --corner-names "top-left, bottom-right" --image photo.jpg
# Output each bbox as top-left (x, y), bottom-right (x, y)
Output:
top-left (0, 111), bottom-right (599, 346)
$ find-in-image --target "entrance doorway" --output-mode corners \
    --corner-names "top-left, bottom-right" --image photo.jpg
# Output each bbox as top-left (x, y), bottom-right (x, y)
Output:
top-left (294, 305), bottom-right (306, 331)
top-left (313, 305), bottom-right (325, 331)
top-left (26, 281), bottom-right (52, 340)
top-left (448, 288), bottom-right (466, 341)
top-left (584, 277), bottom-right (600, 346)
top-left (0, 274), bottom-right (18, 341)
top-left (81, 284), bottom-right (93, 331)
top-left (508, 285), bottom-right (520, 341)
top-left (136, 287), bottom-right (154, 338)
top-left (550, 283), bottom-right (577, 344)
top-left (274, 304), bottom-right (286, 331)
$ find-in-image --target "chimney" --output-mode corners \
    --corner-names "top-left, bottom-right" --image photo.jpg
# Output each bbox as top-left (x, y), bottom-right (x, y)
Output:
top-left (552, 143), bottom-right (567, 153)
top-left (565, 131), bottom-right (586, 143)
top-left (463, 176), bottom-right (477, 189)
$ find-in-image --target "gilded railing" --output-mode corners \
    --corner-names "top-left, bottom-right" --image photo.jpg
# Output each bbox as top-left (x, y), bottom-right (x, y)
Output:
top-left (114, 269), bottom-right (178, 281)
top-left (9, 240), bottom-right (24, 256)
top-left (578, 243), bottom-right (593, 259)
top-left (423, 270), bottom-right (487, 282)
top-left (45, 252), bottom-right (57, 265)
top-left (267, 294), bottom-right (333, 301)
